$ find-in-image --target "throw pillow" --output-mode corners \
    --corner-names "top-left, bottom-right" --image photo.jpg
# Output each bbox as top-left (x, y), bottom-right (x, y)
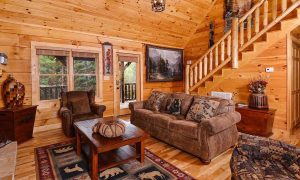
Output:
top-left (144, 91), bottom-right (166, 112)
top-left (166, 98), bottom-right (182, 115)
top-left (186, 98), bottom-right (220, 122)
top-left (71, 99), bottom-right (91, 115)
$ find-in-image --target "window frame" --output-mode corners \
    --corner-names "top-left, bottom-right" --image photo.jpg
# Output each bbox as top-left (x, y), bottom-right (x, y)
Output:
top-left (31, 42), bottom-right (103, 105)
top-left (72, 56), bottom-right (98, 92)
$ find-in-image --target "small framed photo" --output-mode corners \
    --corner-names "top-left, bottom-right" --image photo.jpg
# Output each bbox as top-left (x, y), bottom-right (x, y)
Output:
top-left (102, 42), bottom-right (113, 76)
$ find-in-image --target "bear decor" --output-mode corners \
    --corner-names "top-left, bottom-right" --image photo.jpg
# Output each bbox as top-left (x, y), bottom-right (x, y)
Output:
top-left (92, 118), bottom-right (126, 138)
top-left (2, 74), bottom-right (25, 109)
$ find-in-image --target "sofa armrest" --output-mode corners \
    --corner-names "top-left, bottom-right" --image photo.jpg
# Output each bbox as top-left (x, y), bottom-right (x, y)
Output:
top-left (90, 104), bottom-right (106, 117)
top-left (129, 101), bottom-right (146, 111)
top-left (201, 112), bottom-right (241, 135)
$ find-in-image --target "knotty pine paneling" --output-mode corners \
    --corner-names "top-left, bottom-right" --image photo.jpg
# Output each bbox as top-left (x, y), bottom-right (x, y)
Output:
top-left (184, 0), bottom-right (226, 62)
top-left (0, 0), bottom-right (215, 48)
top-left (198, 38), bottom-right (288, 130)
top-left (0, 21), bottom-right (184, 131)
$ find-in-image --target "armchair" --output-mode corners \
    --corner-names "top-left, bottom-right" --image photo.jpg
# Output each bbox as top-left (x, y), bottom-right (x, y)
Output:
top-left (59, 90), bottom-right (106, 137)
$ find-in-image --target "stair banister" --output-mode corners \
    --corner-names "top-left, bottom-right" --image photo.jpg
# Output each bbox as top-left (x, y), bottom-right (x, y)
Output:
top-left (185, 61), bottom-right (192, 94)
top-left (231, 17), bottom-right (239, 69)
top-left (186, 0), bottom-right (300, 93)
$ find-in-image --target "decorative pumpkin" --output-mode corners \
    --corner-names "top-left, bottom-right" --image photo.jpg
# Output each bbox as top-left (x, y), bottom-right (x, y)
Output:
top-left (2, 74), bottom-right (25, 109)
top-left (92, 119), bottom-right (126, 138)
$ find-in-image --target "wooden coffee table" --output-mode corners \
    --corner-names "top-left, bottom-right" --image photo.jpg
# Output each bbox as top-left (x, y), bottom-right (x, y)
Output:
top-left (74, 117), bottom-right (148, 180)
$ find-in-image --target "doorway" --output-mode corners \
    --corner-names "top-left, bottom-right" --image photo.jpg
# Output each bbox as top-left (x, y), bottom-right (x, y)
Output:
top-left (288, 28), bottom-right (300, 133)
top-left (114, 52), bottom-right (141, 116)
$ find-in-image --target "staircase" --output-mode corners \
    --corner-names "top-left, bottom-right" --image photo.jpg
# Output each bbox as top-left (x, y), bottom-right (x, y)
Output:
top-left (185, 0), bottom-right (300, 94)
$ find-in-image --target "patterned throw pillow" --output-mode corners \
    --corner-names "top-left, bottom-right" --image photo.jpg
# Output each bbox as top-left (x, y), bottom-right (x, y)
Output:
top-left (166, 98), bottom-right (182, 115)
top-left (145, 91), bottom-right (166, 112)
top-left (186, 98), bottom-right (220, 122)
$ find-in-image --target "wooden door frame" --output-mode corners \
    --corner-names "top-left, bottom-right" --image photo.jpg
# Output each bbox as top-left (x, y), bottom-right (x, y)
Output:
top-left (113, 49), bottom-right (143, 116)
top-left (287, 34), bottom-right (300, 133)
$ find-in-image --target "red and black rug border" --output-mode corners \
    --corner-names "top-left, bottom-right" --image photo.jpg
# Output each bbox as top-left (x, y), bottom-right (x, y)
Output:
top-left (34, 141), bottom-right (194, 180)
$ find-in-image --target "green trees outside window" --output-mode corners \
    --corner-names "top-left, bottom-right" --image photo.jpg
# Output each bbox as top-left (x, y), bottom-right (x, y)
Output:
top-left (39, 55), bottom-right (97, 100)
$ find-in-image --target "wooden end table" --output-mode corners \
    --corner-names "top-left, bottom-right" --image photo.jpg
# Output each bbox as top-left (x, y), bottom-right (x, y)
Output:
top-left (236, 106), bottom-right (276, 137)
top-left (74, 117), bottom-right (148, 180)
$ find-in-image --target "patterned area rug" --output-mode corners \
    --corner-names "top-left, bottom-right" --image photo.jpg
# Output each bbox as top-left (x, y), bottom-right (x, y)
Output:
top-left (35, 141), bottom-right (194, 180)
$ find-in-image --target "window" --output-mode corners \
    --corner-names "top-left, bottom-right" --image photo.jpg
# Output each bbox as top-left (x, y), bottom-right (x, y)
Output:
top-left (72, 51), bottom-right (98, 91)
top-left (39, 55), bottom-right (68, 100)
top-left (36, 48), bottom-right (99, 101)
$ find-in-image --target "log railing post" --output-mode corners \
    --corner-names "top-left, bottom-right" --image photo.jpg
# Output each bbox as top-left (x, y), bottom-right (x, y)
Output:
top-left (185, 61), bottom-right (191, 94)
top-left (231, 17), bottom-right (239, 69)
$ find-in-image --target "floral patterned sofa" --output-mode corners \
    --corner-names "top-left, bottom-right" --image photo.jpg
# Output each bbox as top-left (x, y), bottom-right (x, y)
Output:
top-left (230, 133), bottom-right (300, 180)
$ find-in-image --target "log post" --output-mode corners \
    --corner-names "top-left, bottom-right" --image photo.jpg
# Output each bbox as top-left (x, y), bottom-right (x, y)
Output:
top-left (185, 61), bottom-right (191, 94)
top-left (231, 17), bottom-right (239, 69)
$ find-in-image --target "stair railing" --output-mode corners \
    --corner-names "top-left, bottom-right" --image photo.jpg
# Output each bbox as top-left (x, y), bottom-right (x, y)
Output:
top-left (186, 0), bottom-right (300, 93)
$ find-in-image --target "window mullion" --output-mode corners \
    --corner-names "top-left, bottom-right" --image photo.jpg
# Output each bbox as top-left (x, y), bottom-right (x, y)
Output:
top-left (68, 51), bottom-right (74, 91)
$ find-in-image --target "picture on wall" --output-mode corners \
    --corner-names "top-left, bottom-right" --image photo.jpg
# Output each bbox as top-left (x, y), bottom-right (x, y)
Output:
top-left (146, 45), bottom-right (183, 82)
top-left (103, 42), bottom-right (113, 76)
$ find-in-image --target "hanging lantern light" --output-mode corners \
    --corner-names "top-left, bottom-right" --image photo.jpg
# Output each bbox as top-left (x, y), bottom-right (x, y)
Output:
top-left (151, 0), bottom-right (165, 12)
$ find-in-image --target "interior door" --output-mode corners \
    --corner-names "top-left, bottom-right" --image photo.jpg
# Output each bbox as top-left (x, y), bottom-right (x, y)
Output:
top-left (114, 53), bottom-right (141, 116)
top-left (291, 40), bottom-right (300, 129)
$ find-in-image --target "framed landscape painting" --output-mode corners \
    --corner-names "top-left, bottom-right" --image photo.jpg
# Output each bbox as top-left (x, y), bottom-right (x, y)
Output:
top-left (146, 45), bottom-right (183, 82)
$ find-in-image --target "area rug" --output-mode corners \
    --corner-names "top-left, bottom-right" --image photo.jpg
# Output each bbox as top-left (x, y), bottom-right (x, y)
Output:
top-left (35, 141), bottom-right (194, 180)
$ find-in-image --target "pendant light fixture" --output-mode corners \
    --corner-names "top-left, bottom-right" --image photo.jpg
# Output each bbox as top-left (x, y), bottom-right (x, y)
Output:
top-left (151, 0), bottom-right (165, 12)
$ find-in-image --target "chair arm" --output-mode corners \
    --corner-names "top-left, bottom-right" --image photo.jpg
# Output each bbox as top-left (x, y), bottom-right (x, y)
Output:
top-left (59, 107), bottom-right (72, 118)
top-left (129, 101), bottom-right (146, 111)
top-left (201, 112), bottom-right (241, 135)
top-left (59, 107), bottom-right (74, 137)
top-left (90, 104), bottom-right (106, 117)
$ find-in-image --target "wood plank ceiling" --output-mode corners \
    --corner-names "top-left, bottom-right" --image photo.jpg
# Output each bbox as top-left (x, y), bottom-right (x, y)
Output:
top-left (0, 0), bottom-right (214, 47)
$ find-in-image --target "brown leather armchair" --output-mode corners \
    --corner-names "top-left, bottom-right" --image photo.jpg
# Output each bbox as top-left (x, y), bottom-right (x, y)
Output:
top-left (59, 90), bottom-right (106, 137)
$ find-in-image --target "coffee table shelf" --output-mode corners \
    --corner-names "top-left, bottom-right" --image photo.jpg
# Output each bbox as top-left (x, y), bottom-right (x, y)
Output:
top-left (74, 118), bottom-right (148, 180)
top-left (82, 144), bottom-right (141, 171)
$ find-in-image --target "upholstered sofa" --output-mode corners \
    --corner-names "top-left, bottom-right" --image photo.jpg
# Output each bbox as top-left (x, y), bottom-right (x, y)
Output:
top-left (231, 133), bottom-right (300, 179)
top-left (59, 90), bottom-right (106, 137)
top-left (129, 92), bottom-right (241, 164)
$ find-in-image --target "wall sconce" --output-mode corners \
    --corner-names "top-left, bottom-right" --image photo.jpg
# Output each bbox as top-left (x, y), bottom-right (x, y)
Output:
top-left (0, 53), bottom-right (8, 65)
top-left (0, 53), bottom-right (8, 78)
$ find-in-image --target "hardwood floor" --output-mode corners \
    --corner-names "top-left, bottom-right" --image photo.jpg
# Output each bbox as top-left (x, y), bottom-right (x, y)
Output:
top-left (15, 121), bottom-right (300, 180)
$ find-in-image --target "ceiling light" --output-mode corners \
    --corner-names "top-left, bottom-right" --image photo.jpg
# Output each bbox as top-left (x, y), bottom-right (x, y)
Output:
top-left (152, 0), bottom-right (165, 12)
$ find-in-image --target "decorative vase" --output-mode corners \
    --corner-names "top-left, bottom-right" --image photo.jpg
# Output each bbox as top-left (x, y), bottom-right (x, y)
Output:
top-left (248, 93), bottom-right (269, 109)
top-left (2, 74), bottom-right (25, 109)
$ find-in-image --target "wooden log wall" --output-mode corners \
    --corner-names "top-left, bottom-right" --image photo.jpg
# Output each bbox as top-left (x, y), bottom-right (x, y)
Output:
top-left (185, 0), bottom-right (226, 62)
top-left (199, 38), bottom-right (288, 131)
top-left (184, 0), bottom-right (291, 131)
top-left (0, 21), bottom-right (183, 132)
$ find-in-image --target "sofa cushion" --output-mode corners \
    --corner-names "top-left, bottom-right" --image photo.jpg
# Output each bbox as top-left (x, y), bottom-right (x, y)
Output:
top-left (73, 113), bottom-right (99, 122)
top-left (166, 98), bottom-right (182, 115)
top-left (186, 98), bottom-right (220, 122)
top-left (150, 114), bottom-right (175, 128)
top-left (169, 120), bottom-right (199, 139)
top-left (196, 96), bottom-right (235, 115)
top-left (144, 91), bottom-right (166, 111)
top-left (160, 92), bottom-right (172, 112)
top-left (133, 109), bottom-right (156, 132)
top-left (172, 93), bottom-right (194, 116)
top-left (71, 99), bottom-right (91, 115)
top-left (159, 113), bottom-right (186, 120)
